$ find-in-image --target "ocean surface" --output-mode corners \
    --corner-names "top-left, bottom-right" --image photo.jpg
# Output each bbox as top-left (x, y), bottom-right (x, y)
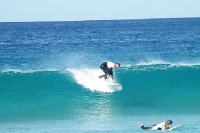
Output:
top-left (0, 18), bottom-right (200, 132)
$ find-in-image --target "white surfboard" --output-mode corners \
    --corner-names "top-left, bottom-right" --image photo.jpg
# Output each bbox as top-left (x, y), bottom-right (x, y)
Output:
top-left (167, 125), bottom-right (181, 131)
top-left (106, 83), bottom-right (122, 87)
top-left (99, 76), bottom-right (122, 87)
top-left (139, 124), bottom-right (181, 131)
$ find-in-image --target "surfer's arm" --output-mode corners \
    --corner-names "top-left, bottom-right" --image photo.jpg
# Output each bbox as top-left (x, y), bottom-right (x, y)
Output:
top-left (107, 69), bottom-right (114, 80)
top-left (110, 74), bottom-right (114, 80)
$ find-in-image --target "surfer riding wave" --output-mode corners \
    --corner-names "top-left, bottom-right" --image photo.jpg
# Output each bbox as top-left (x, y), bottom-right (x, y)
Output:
top-left (99, 62), bottom-right (120, 80)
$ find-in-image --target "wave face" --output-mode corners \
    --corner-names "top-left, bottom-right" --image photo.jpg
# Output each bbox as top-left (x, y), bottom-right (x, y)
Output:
top-left (118, 65), bottom-right (200, 113)
top-left (1, 65), bottom-right (200, 122)
top-left (0, 18), bottom-right (200, 132)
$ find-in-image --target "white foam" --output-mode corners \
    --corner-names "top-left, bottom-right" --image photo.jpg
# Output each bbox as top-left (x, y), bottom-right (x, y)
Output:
top-left (67, 68), bottom-right (122, 93)
top-left (1, 68), bottom-right (58, 73)
top-left (136, 60), bottom-right (170, 66)
top-left (120, 60), bottom-right (200, 67)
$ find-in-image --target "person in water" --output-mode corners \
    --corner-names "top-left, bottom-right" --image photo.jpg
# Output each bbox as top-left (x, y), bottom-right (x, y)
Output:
top-left (99, 62), bottom-right (120, 80)
top-left (140, 120), bottom-right (173, 130)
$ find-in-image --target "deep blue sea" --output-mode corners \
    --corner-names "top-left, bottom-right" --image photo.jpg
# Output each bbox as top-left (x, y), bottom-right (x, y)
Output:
top-left (0, 18), bottom-right (200, 132)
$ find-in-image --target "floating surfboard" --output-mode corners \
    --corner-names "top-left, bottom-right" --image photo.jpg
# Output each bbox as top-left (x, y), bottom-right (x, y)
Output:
top-left (139, 124), bottom-right (181, 131)
top-left (167, 125), bottom-right (181, 131)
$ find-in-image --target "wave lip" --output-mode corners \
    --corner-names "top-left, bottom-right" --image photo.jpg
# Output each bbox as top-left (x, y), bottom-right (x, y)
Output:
top-left (67, 68), bottom-right (122, 93)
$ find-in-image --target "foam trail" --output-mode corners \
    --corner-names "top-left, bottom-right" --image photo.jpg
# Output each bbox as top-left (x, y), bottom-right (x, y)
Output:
top-left (136, 60), bottom-right (200, 67)
top-left (67, 69), bottom-right (122, 93)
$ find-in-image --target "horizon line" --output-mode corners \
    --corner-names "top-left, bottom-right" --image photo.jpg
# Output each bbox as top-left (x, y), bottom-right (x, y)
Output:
top-left (0, 16), bottom-right (199, 23)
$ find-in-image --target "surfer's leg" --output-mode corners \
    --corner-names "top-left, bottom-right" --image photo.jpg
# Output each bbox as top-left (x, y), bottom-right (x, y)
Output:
top-left (99, 66), bottom-right (109, 79)
top-left (99, 74), bottom-right (108, 79)
top-left (108, 70), bottom-right (113, 80)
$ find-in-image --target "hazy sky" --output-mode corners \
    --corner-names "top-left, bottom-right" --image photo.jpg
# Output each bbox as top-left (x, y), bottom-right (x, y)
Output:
top-left (1, 0), bottom-right (200, 22)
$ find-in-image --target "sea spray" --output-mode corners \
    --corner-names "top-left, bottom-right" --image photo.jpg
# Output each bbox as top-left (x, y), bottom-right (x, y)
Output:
top-left (67, 68), bottom-right (122, 93)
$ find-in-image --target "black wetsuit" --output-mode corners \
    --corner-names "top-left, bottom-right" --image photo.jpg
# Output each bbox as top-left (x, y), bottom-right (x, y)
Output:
top-left (99, 62), bottom-right (113, 79)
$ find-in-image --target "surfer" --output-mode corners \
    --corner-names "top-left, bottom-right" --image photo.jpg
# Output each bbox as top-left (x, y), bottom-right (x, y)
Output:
top-left (99, 62), bottom-right (120, 80)
top-left (140, 120), bottom-right (173, 130)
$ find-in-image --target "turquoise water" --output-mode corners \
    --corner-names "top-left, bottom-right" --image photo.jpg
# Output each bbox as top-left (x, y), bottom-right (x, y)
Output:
top-left (0, 18), bottom-right (200, 132)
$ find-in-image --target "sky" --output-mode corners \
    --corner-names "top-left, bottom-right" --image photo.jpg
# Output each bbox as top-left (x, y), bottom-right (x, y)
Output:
top-left (0, 0), bottom-right (200, 22)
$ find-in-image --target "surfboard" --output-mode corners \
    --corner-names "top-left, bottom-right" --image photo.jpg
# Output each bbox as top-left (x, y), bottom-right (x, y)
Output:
top-left (139, 124), bottom-right (181, 131)
top-left (99, 76), bottom-right (122, 87)
top-left (167, 125), bottom-right (181, 131)
top-left (106, 83), bottom-right (122, 87)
